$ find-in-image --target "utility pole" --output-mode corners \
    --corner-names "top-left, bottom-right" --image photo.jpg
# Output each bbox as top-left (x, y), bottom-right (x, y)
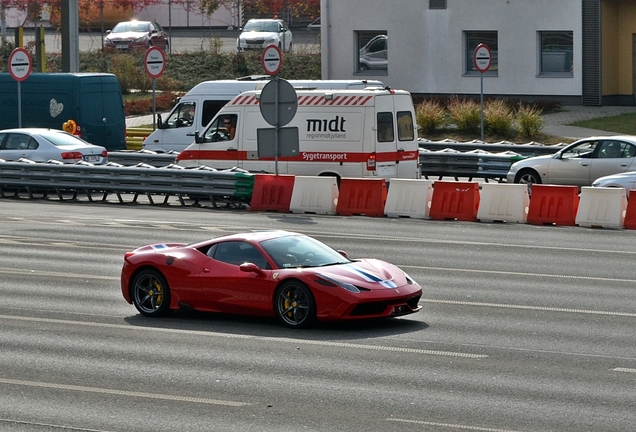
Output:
top-left (61, 0), bottom-right (79, 72)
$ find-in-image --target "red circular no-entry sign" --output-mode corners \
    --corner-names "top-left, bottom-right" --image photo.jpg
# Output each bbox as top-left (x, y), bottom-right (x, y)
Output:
top-left (9, 48), bottom-right (32, 82)
top-left (262, 44), bottom-right (282, 76)
top-left (144, 46), bottom-right (166, 79)
top-left (473, 43), bottom-right (492, 73)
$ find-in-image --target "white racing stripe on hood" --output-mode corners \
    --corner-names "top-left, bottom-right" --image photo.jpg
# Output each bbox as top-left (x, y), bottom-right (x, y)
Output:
top-left (341, 264), bottom-right (397, 288)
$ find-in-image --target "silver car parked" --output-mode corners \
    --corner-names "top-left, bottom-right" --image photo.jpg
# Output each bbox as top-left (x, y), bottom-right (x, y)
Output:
top-left (0, 128), bottom-right (109, 164)
top-left (507, 135), bottom-right (636, 186)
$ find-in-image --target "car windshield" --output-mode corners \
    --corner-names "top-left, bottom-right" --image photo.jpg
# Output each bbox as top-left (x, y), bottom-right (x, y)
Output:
top-left (244, 21), bottom-right (279, 32)
top-left (112, 22), bottom-right (149, 33)
top-left (260, 235), bottom-right (349, 269)
top-left (39, 132), bottom-right (90, 148)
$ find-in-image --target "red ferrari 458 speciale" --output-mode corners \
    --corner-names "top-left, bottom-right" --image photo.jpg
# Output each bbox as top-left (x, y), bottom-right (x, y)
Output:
top-left (121, 230), bottom-right (422, 328)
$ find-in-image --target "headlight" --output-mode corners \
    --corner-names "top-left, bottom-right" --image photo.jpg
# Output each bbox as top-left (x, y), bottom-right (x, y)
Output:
top-left (315, 274), bottom-right (360, 293)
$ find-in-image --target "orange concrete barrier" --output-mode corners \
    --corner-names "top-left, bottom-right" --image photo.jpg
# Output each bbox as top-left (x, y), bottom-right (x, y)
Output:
top-left (527, 184), bottom-right (579, 226)
top-left (623, 190), bottom-right (636, 229)
top-left (249, 174), bottom-right (295, 212)
top-left (429, 181), bottom-right (480, 221)
top-left (336, 178), bottom-right (387, 217)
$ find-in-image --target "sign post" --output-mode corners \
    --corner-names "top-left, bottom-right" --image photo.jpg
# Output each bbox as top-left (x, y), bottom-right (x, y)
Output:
top-left (259, 45), bottom-right (298, 175)
top-left (473, 43), bottom-right (492, 142)
top-left (144, 47), bottom-right (167, 129)
top-left (9, 47), bottom-right (33, 128)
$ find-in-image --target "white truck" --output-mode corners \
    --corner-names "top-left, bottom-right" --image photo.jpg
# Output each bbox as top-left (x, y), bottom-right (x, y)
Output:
top-left (142, 79), bottom-right (384, 153)
top-left (175, 87), bottom-right (421, 181)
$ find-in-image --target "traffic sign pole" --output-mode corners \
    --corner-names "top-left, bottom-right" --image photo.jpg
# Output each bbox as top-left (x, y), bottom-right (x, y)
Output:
top-left (144, 47), bottom-right (167, 130)
top-left (473, 44), bottom-right (492, 142)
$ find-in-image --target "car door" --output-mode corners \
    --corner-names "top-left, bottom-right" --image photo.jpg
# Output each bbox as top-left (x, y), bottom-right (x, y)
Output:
top-left (589, 140), bottom-right (636, 182)
top-left (198, 241), bottom-right (273, 314)
top-left (0, 132), bottom-right (39, 161)
top-left (546, 140), bottom-right (596, 185)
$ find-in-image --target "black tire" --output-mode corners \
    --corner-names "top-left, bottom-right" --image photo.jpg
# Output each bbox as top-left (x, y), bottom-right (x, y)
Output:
top-left (131, 269), bottom-right (171, 317)
top-left (274, 281), bottom-right (316, 328)
top-left (515, 169), bottom-right (542, 186)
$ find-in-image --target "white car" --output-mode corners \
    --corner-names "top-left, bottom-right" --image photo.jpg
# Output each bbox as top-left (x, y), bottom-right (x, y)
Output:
top-left (237, 19), bottom-right (292, 52)
top-left (0, 128), bottom-right (108, 164)
top-left (507, 135), bottom-right (636, 186)
top-left (592, 171), bottom-right (636, 195)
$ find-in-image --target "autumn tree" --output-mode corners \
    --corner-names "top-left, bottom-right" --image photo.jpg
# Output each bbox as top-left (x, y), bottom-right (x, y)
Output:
top-left (245, 0), bottom-right (319, 18)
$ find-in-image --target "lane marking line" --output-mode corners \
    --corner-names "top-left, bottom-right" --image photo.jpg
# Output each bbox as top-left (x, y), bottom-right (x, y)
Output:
top-left (387, 418), bottom-right (521, 431)
top-left (420, 298), bottom-right (636, 318)
top-left (403, 265), bottom-right (636, 283)
top-left (0, 314), bottom-right (486, 359)
top-left (613, 367), bottom-right (636, 373)
top-left (0, 378), bottom-right (249, 407)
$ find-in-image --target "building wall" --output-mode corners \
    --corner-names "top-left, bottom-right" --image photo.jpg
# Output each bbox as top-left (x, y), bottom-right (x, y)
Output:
top-left (613, 0), bottom-right (636, 100)
top-left (321, 0), bottom-right (583, 100)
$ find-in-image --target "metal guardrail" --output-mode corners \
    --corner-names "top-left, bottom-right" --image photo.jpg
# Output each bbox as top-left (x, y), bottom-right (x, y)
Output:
top-left (418, 138), bottom-right (566, 156)
top-left (0, 159), bottom-right (254, 208)
top-left (109, 150), bottom-right (179, 167)
top-left (418, 139), bottom-right (565, 181)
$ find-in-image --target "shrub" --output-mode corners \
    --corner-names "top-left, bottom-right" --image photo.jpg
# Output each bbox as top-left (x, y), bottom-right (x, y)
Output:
top-left (415, 99), bottom-right (446, 135)
top-left (447, 97), bottom-right (481, 133)
top-left (516, 104), bottom-right (544, 138)
top-left (485, 99), bottom-right (514, 137)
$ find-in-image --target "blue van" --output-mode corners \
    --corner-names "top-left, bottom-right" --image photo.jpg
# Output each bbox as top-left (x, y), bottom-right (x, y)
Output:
top-left (0, 73), bottom-right (126, 150)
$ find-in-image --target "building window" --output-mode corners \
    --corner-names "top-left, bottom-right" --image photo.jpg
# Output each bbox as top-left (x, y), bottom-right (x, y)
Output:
top-left (465, 31), bottom-right (498, 75)
top-left (539, 31), bottom-right (573, 76)
top-left (356, 31), bottom-right (387, 74)
top-left (429, 0), bottom-right (447, 9)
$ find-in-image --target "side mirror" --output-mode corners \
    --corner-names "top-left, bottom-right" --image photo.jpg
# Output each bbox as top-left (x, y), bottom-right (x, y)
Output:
top-left (156, 114), bottom-right (164, 129)
top-left (240, 262), bottom-right (265, 275)
top-left (337, 250), bottom-right (349, 259)
top-left (194, 131), bottom-right (203, 143)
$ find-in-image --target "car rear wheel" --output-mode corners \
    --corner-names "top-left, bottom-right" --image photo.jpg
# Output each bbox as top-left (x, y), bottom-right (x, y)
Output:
top-left (131, 269), bottom-right (171, 317)
top-left (275, 281), bottom-right (316, 328)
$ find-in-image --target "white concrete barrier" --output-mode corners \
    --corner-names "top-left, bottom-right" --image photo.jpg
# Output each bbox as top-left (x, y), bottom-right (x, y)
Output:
top-left (384, 178), bottom-right (433, 219)
top-left (576, 186), bottom-right (627, 229)
top-left (289, 176), bottom-right (339, 214)
top-left (477, 183), bottom-right (529, 223)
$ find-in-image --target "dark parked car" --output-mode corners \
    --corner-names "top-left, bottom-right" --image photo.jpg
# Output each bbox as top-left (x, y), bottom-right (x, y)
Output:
top-left (104, 20), bottom-right (169, 51)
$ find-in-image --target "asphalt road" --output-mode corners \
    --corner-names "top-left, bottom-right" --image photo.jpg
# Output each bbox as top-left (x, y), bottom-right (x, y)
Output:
top-left (36, 28), bottom-right (321, 54)
top-left (1, 200), bottom-right (635, 431)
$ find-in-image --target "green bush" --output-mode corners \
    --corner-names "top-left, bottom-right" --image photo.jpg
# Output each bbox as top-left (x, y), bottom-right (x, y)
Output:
top-left (516, 104), bottom-right (544, 138)
top-left (415, 99), bottom-right (447, 135)
top-left (485, 99), bottom-right (514, 137)
top-left (447, 97), bottom-right (481, 133)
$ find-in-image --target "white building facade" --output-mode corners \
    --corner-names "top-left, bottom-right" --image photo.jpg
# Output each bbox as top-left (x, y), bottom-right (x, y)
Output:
top-left (319, 0), bottom-right (615, 105)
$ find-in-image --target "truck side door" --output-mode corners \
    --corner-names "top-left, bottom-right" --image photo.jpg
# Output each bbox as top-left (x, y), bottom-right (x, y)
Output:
top-left (374, 95), bottom-right (398, 179)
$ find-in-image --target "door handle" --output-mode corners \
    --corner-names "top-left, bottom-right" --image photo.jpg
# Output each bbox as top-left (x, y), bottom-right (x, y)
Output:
top-left (202, 268), bottom-right (210, 273)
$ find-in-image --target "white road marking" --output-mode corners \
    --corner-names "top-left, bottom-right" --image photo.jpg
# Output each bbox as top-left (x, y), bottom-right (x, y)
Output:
top-left (0, 417), bottom-right (116, 432)
top-left (403, 265), bottom-right (636, 283)
top-left (613, 367), bottom-right (636, 373)
top-left (0, 267), bottom-right (119, 281)
top-left (420, 298), bottom-right (636, 318)
top-left (0, 314), bottom-right (486, 359)
top-left (0, 378), bottom-right (249, 407)
top-left (387, 418), bottom-right (521, 431)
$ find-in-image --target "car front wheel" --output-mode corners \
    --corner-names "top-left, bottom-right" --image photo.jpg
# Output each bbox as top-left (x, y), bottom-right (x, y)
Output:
top-left (515, 169), bottom-right (542, 186)
top-left (275, 281), bottom-right (316, 328)
top-left (131, 269), bottom-right (171, 317)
